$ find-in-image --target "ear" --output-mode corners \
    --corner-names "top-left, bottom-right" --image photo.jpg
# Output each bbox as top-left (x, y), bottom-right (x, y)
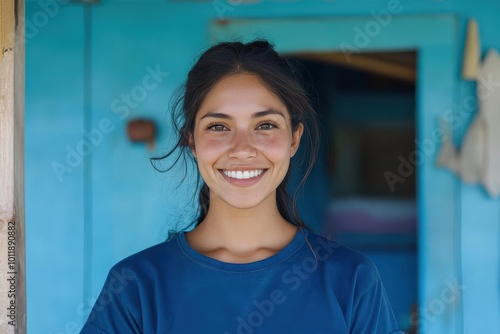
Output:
top-left (291, 123), bottom-right (304, 157)
top-left (188, 134), bottom-right (196, 158)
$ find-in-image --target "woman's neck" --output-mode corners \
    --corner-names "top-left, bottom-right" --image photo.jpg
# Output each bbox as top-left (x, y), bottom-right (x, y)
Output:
top-left (185, 194), bottom-right (298, 263)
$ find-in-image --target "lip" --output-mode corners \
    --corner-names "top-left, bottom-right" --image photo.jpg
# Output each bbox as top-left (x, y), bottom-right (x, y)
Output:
top-left (219, 169), bottom-right (268, 186)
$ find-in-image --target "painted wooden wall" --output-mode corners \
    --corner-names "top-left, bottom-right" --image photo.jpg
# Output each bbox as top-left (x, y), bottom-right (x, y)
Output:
top-left (24, 0), bottom-right (500, 333)
top-left (1, 0), bottom-right (26, 332)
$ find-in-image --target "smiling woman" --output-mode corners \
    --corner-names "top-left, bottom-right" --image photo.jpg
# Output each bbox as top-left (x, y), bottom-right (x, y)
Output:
top-left (80, 40), bottom-right (404, 334)
top-left (191, 73), bottom-right (302, 217)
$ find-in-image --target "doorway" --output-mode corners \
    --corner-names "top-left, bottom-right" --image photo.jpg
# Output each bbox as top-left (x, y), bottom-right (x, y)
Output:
top-left (290, 51), bottom-right (418, 332)
top-left (210, 14), bottom-right (461, 333)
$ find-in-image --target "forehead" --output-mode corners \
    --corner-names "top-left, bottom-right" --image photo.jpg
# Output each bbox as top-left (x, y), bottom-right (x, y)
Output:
top-left (196, 73), bottom-right (289, 118)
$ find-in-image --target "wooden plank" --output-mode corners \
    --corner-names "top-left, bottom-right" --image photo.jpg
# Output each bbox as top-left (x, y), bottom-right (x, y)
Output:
top-left (210, 15), bottom-right (457, 52)
top-left (0, 0), bottom-right (26, 333)
top-left (462, 19), bottom-right (480, 80)
top-left (294, 51), bottom-right (416, 83)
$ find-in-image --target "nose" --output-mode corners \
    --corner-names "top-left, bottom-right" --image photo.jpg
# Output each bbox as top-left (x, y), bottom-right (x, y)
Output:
top-left (228, 130), bottom-right (257, 160)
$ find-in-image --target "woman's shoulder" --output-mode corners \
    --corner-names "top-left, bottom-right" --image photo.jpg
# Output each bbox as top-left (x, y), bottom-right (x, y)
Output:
top-left (304, 231), bottom-right (380, 278)
top-left (110, 233), bottom-right (182, 274)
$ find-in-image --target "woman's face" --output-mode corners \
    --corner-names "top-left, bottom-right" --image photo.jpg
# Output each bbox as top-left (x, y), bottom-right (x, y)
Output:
top-left (190, 73), bottom-right (303, 210)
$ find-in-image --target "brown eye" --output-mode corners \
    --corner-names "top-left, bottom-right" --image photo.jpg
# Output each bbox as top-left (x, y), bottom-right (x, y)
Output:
top-left (207, 123), bottom-right (228, 131)
top-left (257, 122), bottom-right (277, 130)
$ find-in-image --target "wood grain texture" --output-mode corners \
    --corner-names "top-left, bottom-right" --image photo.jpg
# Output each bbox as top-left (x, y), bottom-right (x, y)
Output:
top-left (0, 1), bottom-right (14, 60)
top-left (294, 51), bottom-right (417, 83)
top-left (0, 0), bottom-right (26, 332)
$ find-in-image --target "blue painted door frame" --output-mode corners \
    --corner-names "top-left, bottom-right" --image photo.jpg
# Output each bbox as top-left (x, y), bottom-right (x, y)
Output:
top-left (211, 15), bottom-right (461, 334)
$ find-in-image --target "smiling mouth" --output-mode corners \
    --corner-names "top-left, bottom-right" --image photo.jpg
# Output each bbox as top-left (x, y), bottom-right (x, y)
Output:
top-left (222, 169), bottom-right (265, 180)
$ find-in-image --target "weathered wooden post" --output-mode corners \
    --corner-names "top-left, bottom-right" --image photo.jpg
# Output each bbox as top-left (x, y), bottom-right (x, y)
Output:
top-left (1, 0), bottom-right (26, 333)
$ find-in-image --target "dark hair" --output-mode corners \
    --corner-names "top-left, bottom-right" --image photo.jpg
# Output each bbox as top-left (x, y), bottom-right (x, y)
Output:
top-left (152, 40), bottom-right (320, 237)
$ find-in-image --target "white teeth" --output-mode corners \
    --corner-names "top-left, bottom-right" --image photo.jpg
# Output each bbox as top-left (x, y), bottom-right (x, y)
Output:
top-left (223, 169), bottom-right (264, 180)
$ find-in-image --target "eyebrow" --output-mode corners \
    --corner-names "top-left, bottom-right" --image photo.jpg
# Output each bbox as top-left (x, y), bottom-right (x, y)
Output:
top-left (200, 109), bottom-right (286, 120)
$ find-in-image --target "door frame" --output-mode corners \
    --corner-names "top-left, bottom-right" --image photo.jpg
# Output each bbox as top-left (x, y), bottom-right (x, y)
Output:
top-left (210, 14), bottom-right (461, 334)
top-left (0, 0), bottom-right (26, 333)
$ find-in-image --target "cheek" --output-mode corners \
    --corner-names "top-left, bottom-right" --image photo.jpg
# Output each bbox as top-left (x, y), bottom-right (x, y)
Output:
top-left (196, 133), bottom-right (229, 148)
top-left (194, 135), bottom-right (228, 162)
top-left (256, 135), bottom-right (292, 159)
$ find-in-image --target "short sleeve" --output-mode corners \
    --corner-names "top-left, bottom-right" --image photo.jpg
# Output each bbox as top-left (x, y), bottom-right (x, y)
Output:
top-left (350, 259), bottom-right (404, 334)
top-left (80, 265), bottom-right (142, 334)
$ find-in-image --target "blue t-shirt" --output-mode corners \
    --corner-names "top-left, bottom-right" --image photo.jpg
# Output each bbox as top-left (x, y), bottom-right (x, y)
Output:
top-left (81, 230), bottom-right (403, 334)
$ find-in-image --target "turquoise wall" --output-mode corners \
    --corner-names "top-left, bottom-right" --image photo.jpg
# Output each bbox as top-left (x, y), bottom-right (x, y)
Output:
top-left (24, 0), bottom-right (500, 333)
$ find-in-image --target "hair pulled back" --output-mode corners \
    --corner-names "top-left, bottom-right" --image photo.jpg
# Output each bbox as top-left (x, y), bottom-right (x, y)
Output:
top-left (152, 40), bottom-right (320, 235)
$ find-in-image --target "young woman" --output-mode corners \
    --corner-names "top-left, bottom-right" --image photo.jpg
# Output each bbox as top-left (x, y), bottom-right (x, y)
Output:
top-left (81, 40), bottom-right (403, 334)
